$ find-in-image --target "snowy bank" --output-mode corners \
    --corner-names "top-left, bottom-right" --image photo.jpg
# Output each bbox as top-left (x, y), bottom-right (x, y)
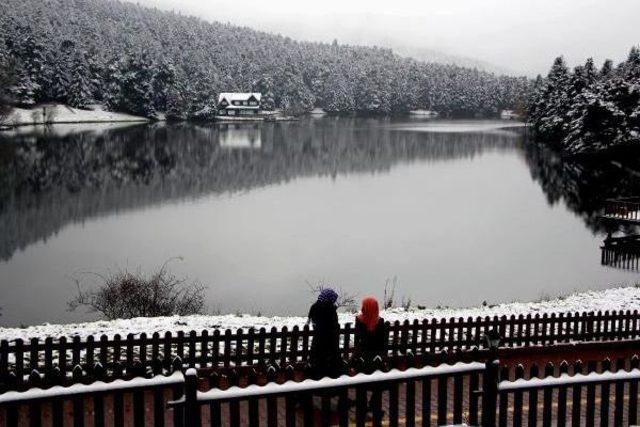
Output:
top-left (1, 104), bottom-right (149, 127)
top-left (1, 286), bottom-right (640, 342)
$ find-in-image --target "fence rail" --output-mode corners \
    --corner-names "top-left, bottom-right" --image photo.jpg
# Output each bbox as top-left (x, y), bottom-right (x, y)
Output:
top-left (172, 361), bottom-right (488, 427)
top-left (496, 356), bottom-right (640, 426)
top-left (3, 353), bottom-right (640, 426)
top-left (1, 309), bottom-right (639, 391)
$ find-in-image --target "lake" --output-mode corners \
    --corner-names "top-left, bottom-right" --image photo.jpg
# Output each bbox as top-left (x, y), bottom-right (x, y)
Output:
top-left (0, 117), bottom-right (638, 327)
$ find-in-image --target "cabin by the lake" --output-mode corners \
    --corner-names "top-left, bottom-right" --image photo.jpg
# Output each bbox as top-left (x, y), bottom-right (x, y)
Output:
top-left (217, 92), bottom-right (262, 116)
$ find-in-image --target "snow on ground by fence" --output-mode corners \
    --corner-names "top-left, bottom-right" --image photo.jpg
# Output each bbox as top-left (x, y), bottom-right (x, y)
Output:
top-left (2, 286), bottom-right (640, 342)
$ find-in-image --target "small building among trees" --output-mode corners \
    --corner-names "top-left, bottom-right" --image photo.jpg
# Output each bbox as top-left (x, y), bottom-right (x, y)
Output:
top-left (217, 93), bottom-right (262, 116)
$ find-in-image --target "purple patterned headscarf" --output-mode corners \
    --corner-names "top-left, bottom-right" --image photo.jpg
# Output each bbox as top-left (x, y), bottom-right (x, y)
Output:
top-left (317, 288), bottom-right (338, 304)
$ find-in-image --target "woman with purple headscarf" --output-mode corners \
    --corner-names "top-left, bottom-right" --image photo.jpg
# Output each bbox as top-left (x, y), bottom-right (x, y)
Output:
top-left (307, 288), bottom-right (342, 379)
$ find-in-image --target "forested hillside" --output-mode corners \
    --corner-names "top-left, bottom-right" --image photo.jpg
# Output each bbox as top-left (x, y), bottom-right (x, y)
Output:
top-left (0, 0), bottom-right (530, 119)
top-left (529, 48), bottom-right (640, 153)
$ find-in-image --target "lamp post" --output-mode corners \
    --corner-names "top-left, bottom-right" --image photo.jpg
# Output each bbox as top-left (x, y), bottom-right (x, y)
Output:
top-left (483, 329), bottom-right (502, 359)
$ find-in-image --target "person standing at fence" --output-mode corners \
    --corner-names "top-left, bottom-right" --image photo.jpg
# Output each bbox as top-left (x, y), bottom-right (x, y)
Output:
top-left (354, 296), bottom-right (387, 372)
top-left (354, 296), bottom-right (387, 420)
top-left (307, 287), bottom-right (342, 379)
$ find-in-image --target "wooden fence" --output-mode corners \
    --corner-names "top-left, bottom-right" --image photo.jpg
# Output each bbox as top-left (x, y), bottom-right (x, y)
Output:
top-left (497, 356), bottom-right (640, 426)
top-left (2, 310), bottom-right (640, 392)
top-left (3, 354), bottom-right (640, 426)
top-left (172, 361), bottom-right (488, 427)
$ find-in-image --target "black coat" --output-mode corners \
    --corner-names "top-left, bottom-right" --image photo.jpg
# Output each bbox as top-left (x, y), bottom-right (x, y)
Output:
top-left (308, 300), bottom-right (341, 377)
top-left (354, 317), bottom-right (387, 363)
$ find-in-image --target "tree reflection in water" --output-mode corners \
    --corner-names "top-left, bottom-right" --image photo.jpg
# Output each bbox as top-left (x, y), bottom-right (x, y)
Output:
top-left (0, 119), bottom-right (521, 261)
top-left (523, 143), bottom-right (640, 270)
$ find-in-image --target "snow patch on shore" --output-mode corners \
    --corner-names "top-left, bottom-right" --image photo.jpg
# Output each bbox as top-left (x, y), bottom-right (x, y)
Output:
top-left (1, 104), bottom-right (148, 127)
top-left (1, 286), bottom-right (640, 342)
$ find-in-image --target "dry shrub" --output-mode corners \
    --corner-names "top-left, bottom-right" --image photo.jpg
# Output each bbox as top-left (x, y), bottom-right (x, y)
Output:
top-left (69, 258), bottom-right (206, 319)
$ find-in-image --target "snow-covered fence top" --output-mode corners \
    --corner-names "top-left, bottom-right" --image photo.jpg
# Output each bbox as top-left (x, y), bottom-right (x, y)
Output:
top-left (495, 356), bottom-right (640, 426)
top-left (169, 362), bottom-right (489, 427)
top-left (498, 368), bottom-right (640, 391)
top-left (0, 371), bottom-right (184, 404)
top-left (188, 362), bottom-right (486, 402)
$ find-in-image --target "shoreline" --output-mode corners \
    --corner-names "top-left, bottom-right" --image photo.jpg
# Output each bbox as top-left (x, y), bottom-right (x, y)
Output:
top-left (1, 286), bottom-right (639, 342)
top-left (0, 104), bottom-right (150, 129)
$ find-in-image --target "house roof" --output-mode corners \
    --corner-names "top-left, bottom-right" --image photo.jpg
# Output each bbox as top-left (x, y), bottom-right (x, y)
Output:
top-left (218, 93), bottom-right (262, 104)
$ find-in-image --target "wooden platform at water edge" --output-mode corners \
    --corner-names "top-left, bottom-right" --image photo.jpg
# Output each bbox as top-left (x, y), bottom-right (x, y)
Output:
top-left (599, 197), bottom-right (640, 225)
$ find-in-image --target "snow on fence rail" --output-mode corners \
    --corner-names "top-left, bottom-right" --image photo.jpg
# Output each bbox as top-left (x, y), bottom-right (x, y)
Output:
top-left (1, 309), bottom-right (639, 392)
top-left (0, 366), bottom-right (187, 427)
top-left (170, 361), bottom-right (489, 427)
top-left (3, 354), bottom-right (640, 426)
top-left (496, 356), bottom-right (640, 426)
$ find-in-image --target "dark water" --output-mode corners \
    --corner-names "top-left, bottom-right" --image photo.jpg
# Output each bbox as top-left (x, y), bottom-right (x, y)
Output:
top-left (0, 118), bottom-right (638, 327)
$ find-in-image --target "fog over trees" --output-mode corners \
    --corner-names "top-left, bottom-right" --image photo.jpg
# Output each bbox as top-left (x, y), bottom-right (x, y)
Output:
top-left (0, 0), bottom-right (530, 119)
top-left (529, 47), bottom-right (640, 153)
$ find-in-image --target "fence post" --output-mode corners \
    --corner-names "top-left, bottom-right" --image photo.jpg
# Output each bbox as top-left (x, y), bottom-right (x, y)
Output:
top-left (184, 368), bottom-right (200, 427)
top-left (482, 359), bottom-right (499, 427)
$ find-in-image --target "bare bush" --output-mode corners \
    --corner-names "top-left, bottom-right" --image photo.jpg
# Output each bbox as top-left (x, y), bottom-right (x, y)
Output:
top-left (68, 258), bottom-right (206, 319)
top-left (383, 277), bottom-right (398, 309)
top-left (307, 280), bottom-right (357, 311)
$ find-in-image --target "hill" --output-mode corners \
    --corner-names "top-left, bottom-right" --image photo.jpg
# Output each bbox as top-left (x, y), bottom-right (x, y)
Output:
top-left (0, 0), bottom-right (530, 119)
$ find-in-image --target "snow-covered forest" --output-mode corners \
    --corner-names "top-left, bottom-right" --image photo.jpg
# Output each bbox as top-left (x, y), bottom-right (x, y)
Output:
top-left (528, 48), bottom-right (640, 153)
top-left (0, 0), bottom-right (531, 119)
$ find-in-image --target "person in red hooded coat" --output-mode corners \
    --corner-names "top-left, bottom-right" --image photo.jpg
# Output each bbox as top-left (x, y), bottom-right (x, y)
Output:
top-left (354, 296), bottom-right (387, 371)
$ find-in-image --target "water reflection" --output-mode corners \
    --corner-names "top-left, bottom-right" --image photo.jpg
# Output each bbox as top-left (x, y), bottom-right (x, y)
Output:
top-left (0, 119), bottom-right (520, 262)
top-left (601, 235), bottom-right (640, 271)
top-left (523, 143), bottom-right (640, 233)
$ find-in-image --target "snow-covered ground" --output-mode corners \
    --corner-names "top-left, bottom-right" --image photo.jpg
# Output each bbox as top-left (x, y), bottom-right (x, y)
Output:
top-left (1, 286), bottom-right (640, 342)
top-left (392, 120), bottom-right (526, 134)
top-left (1, 104), bottom-right (148, 127)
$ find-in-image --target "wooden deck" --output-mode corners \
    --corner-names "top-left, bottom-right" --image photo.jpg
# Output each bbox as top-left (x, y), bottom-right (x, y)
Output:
top-left (599, 197), bottom-right (640, 225)
top-left (601, 234), bottom-right (640, 271)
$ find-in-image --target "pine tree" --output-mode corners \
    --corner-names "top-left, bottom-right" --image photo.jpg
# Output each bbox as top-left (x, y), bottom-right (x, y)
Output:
top-left (67, 51), bottom-right (93, 108)
top-left (47, 39), bottom-right (75, 103)
top-left (0, 50), bottom-right (16, 124)
top-left (600, 59), bottom-right (613, 78)
top-left (5, 24), bottom-right (44, 106)
top-left (113, 53), bottom-right (156, 117)
top-left (152, 60), bottom-right (177, 113)
top-left (535, 56), bottom-right (572, 142)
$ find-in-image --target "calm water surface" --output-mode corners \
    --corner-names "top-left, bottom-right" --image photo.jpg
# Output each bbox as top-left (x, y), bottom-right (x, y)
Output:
top-left (0, 118), bottom-right (638, 326)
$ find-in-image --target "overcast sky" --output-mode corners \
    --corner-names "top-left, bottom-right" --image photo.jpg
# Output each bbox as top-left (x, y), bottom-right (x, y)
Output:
top-left (131, 0), bottom-right (639, 76)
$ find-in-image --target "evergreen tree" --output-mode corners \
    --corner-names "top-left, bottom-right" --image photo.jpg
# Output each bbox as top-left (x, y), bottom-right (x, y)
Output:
top-left (530, 48), bottom-right (640, 153)
top-left (5, 24), bottom-right (44, 106)
top-left (152, 60), bottom-right (177, 113)
top-left (47, 39), bottom-right (75, 102)
top-left (534, 57), bottom-right (572, 142)
top-left (0, 0), bottom-right (530, 118)
top-left (600, 59), bottom-right (613, 78)
top-left (0, 50), bottom-right (16, 124)
top-left (112, 53), bottom-right (156, 117)
top-left (67, 51), bottom-right (93, 108)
